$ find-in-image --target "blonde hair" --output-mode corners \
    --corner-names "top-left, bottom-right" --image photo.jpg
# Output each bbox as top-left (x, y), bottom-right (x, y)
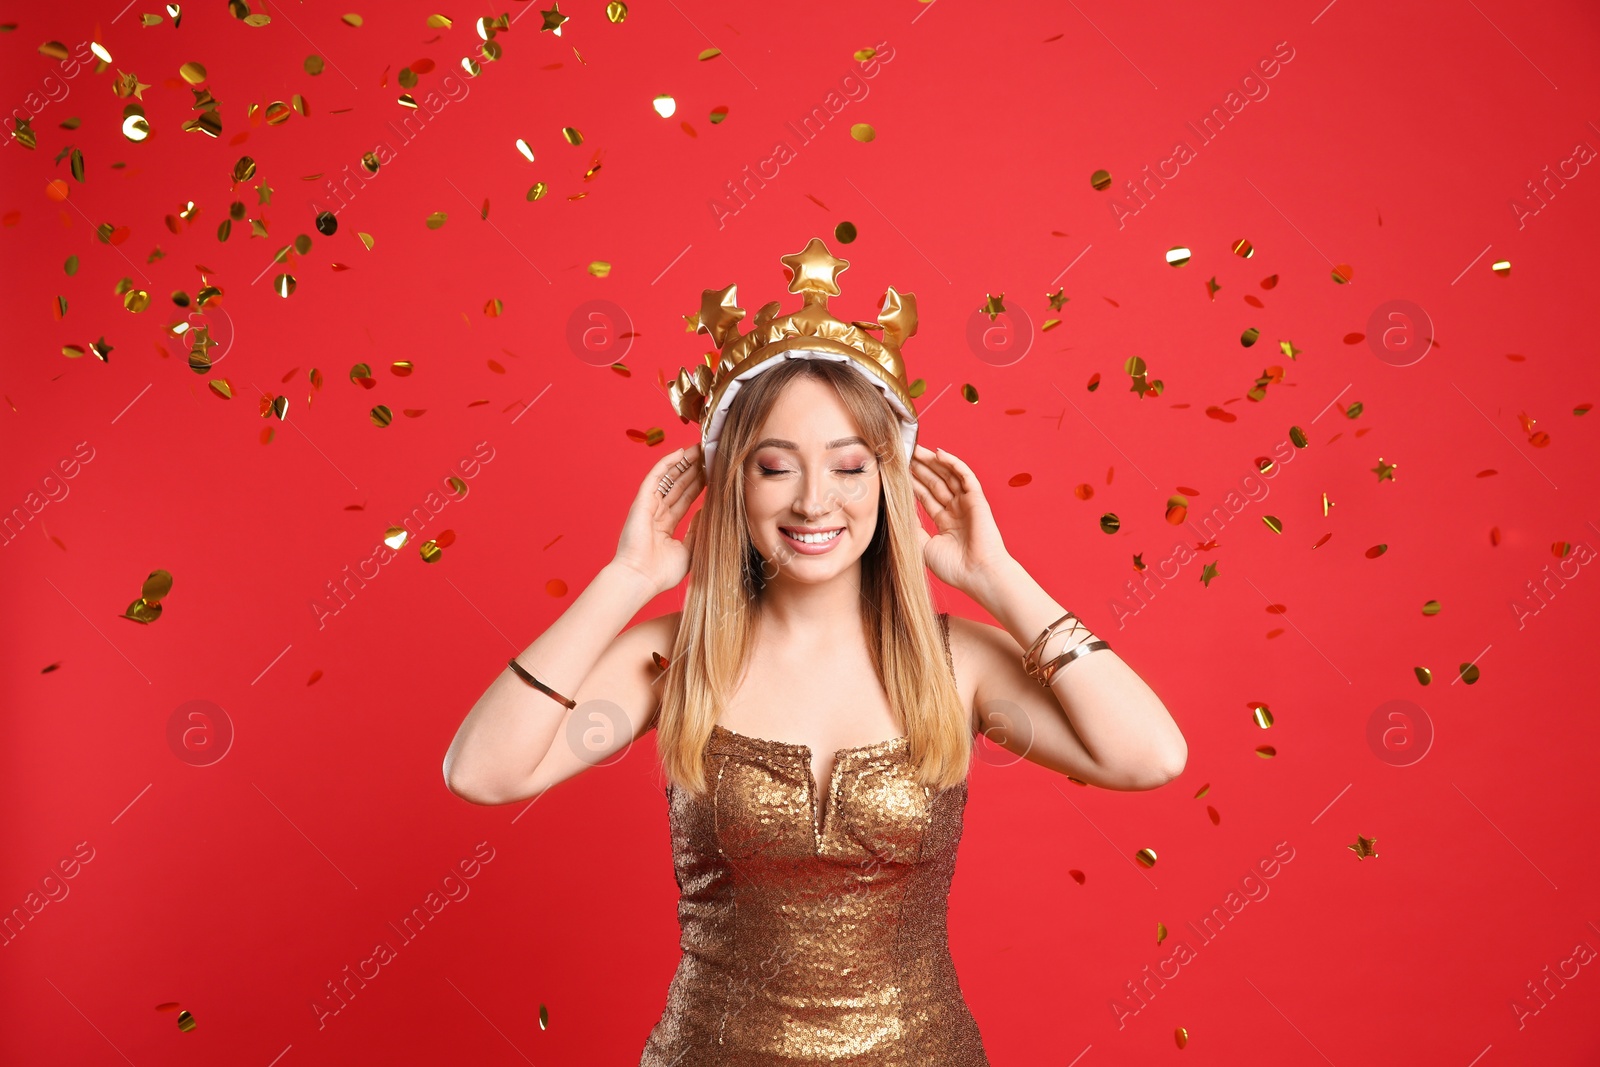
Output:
top-left (655, 357), bottom-right (972, 796)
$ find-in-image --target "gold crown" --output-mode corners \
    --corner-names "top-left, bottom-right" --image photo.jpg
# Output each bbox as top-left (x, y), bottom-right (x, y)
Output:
top-left (668, 237), bottom-right (919, 437)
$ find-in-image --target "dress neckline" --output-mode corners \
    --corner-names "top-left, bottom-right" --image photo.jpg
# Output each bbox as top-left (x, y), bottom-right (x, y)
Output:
top-left (710, 721), bottom-right (909, 759)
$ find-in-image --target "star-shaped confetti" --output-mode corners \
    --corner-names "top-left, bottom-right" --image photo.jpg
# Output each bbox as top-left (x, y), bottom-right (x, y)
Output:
top-left (780, 236), bottom-right (849, 300)
top-left (540, 2), bottom-right (570, 34)
top-left (1206, 276), bottom-right (1221, 299)
top-left (1371, 458), bottom-right (1397, 482)
top-left (1347, 835), bottom-right (1378, 860)
top-left (257, 183), bottom-right (274, 205)
top-left (1279, 339), bottom-right (1302, 359)
top-left (981, 293), bottom-right (1006, 321)
top-left (114, 69), bottom-right (153, 100)
top-left (1046, 287), bottom-right (1068, 311)
top-left (1200, 561), bottom-right (1219, 587)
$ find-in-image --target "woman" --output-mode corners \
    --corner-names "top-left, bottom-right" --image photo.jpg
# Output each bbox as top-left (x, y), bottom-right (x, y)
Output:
top-left (442, 238), bottom-right (1187, 1065)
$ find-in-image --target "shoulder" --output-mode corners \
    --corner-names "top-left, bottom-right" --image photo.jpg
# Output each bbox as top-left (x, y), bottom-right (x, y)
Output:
top-left (940, 614), bottom-right (991, 733)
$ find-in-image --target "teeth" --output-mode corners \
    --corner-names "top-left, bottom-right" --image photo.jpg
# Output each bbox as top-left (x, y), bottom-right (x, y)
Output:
top-left (787, 528), bottom-right (841, 544)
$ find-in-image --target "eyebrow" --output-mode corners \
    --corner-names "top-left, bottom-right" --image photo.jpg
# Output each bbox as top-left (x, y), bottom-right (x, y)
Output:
top-left (753, 436), bottom-right (869, 451)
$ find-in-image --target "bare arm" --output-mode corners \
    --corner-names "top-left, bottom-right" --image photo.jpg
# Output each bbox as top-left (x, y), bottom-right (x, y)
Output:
top-left (442, 563), bottom-right (663, 805)
top-left (442, 441), bottom-right (706, 805)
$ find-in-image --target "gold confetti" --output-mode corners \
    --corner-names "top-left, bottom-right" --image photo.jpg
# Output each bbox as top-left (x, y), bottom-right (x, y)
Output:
top-left (1240, 327), bottom-right (1259, 347)
top-left (341, 13), bottom-right (363, 28)
top-left (515, 138), bottom-right (536, 162)
top-left (1134, 848), bottom-right (1157, 868)
top-left (180, 61), bottom-right (206, 84)
top-left (697, 47), bottom-right (721, 61)
top-left (1262, 515), bottom-right (1281, 534)
top-left (1175, 1026), bottom-right (1188, 1049)
top-left (652, 95), bottom-right (675, 118)
top-left (1089, 169), bottom-right (1111, 191)
top-left (370, 405), bottom-right (393, 427)
top-left (1232, 238), bottom-right (1254, 258)
top-left (539, 1003), bottom-right (550, 1030)
top-left (1156, 922), bottom-right (1167, 944)
top-left (526, 182), bottom-right (548, 201)
top-left (834, 221), bottom-right (857, 243)
top-left (1164, 246), bottom-right (1190, 267)
top-left (1413, 666), bottom-right (1431, 686)
top-left (384, 527), bottom-right (409, 550)
top-left (1491, 259), bottom-right (1511, 276)
top-left (961, 383), bottom-right (978, 403)
top-left (1458, 662), bottom-right (1480, 684)
top-left (1331, 263), bottom-right (1354, 284)
top-left (850, 123), bottom-right (875, 142)
top-left (177, 1010), bottom-right (196, 1032)
top-left (425, 211), bottom-right (447, 229)
top-left (1289, 426), bottom-right (1308, 448)
top-left (122, 569), bottom-right (174, 624)
top-left (1099, 513), bottom-right (1119, 535)
top-left (1254, 745), bottom-right (1275, 758)
top-left (605, 2), bottom-right (628, 23)
top-left (1347, 835), bottom-right (1378, 860)
top-left (561, 127), bottom-right (583, 145)
top-left (1371, 457), bottom-right (1397, 481)
top-left (1250, 703), bottom-right (1274, 728)
top-left (305, 55), bottom-right (324, 75)
top-left (273, 274), bottom-right (295, 298)
top-left (427, 14), bottom-right (453, 29)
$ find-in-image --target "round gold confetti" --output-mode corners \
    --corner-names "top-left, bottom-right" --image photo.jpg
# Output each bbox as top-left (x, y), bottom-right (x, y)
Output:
top-left (419, 540), bottom-right (442, 563)
top-left (561, 127), bottom-right (583, 145)
top-left (961, 383), bottom-right (978, 403)
top-left (526, 182), bottom-right (548, 201)
top-left (834, 221), bottom-right (857, 243)
top-left (1491, 259), bottom-right (1511, 276)
top-left (122, 114), bottom-right (150, 141)
top-left (315, 211), bottom-right (337, 236)
top-left (91, 42), bottom-right (114, 63)
top-left (384, 526), bottom-right (409, 549)
top-left (427, 14), bottom-right (453, 29)
top-left (304, 55), bottom-right (324, 75)
top-left (709, 105), bottom-right (729, 124)
top-left (1175, 1027), bottom-right (1188, 1049)
top-left (589, 261), bottom-right (611, 278)
top-left (1331, 263), bottom-right (1354, 284)
top-left (1231, 238), bottom-right (1253, 258)
top-left (176, 1010), bottom-right (196, 1032)
top-left (142, 569), bottom-right (174, 602)
top-left (539, 1003), bottom-right (550, 1030)
top-left (1099, 513), bottom-right (1119, 535)
top-left (292, 233), bottom-right (311, 255)
top-left (425, 211), bottom-right (447, 229)
top-left (849, 123), bottom-right (875, 142)
top-left (1255, 746), bottom-right (1276, 758)
top-left (341, 13), bottom-right (363, 27)
top-left (1241, 327), bottom-right (1260, 347)
top-left (265, 101), bottom-right (291, 125)
top-left (274, 273), bottom-right (296, 298)
top-left (349, 362), bottom-right (372, 382)
top-left (697, 47), bottom-right (721, 61)
top-left (854, 47), bottom-right (877, 61)
top-left (123, 289), bottom-right (150, 313)
top-left (1164, 246), bottom-right (1190, 267)
top-left (361, 151), bottom-right (380, 175)
top-left (606, 2), bottom-right (628, 22)
top-left (1135, 848), bottom-right (1157, 868)
top-left (1262, 515), bottom-right (1282, 534)
top-left (1413, 666), bottom-right (1432, 685)
top-left (357, 231), bottom-right (375, 250)
top-left (391, 361), bottom-right (414, 377)
top-left (1251, 703), bottom-right (1274, 728)
top-left (1090, 169), bottom-right (1112, 191)
top-left (1288, 426), bottom-right (1308, 448)
top-left (1421, 600), bottom-right (1441, 616)
top-left (370, 405), bottom-right (393, 428)
top-left (652, 95), bottom-right (675, 118)
top-left (1165, 495), bottom-right (1187, 524)
top-left (179, 61), bottom-right (206, 84)
top-left (515, 137), bottom-right (536, 162)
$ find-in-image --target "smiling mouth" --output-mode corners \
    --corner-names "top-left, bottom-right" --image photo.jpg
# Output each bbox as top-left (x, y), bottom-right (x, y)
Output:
top-left (781, 527), bottom-right (843, 544)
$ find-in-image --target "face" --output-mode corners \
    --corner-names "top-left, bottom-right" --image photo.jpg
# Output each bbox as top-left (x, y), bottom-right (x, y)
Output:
top-left (743, 375), bottom-right (882, 584)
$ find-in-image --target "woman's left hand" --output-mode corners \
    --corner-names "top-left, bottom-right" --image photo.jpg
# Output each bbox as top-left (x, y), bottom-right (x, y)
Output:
top-left (908, 443), bottom-right (1013, 594)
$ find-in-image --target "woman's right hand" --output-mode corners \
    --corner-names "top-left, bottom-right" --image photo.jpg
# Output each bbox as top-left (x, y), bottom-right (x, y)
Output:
top-left (612, 442), bottom-right (706, 597)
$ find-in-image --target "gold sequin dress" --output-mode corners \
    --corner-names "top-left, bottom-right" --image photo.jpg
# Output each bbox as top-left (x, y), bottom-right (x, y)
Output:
top-left (641, 613), bottom-right (990, 1066)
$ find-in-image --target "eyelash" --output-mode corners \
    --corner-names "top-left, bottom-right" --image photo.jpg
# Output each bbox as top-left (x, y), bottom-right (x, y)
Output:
top-left (758, 465), bottom-right (868, 476)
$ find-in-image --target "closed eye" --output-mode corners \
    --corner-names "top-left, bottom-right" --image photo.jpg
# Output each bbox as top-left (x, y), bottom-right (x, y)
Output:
top-left (758, 465), bottom-right (868, 476)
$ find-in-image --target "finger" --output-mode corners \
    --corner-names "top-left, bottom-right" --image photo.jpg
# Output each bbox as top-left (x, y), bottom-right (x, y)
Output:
top-left (910, 455), bottom-right (955, 507)
top-left (926, 447), bottom-right (967, 498)
top-left (659, 462), bottom-right (705, 521)
top-left (644, 443), bottom-right (702, 494)
top-left (935, 447), bottom-right (981, 495)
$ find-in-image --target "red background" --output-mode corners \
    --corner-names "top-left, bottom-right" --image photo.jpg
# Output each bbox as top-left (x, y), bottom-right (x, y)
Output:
top-left (4, 1), bottom-right (1600, 1064)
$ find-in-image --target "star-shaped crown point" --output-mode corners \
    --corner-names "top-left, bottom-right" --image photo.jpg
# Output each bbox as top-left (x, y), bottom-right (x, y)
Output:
top-left (780, 237), bottom-right (850, 304)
